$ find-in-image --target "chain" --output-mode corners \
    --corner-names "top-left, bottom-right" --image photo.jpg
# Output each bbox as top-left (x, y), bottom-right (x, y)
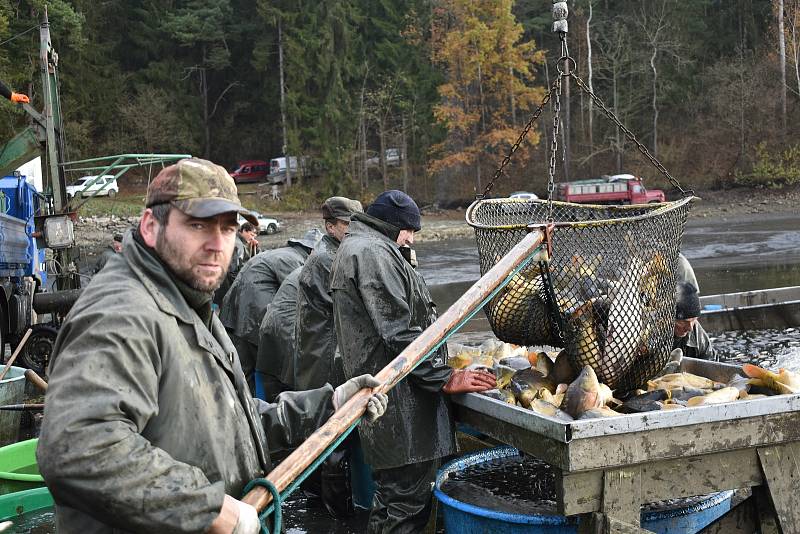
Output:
top-left (547, 75), bottom-right (562, 223)
top-left (570, 72), bottom-right (691, 196)
top-left (480, 76), bottom-right (562, 199)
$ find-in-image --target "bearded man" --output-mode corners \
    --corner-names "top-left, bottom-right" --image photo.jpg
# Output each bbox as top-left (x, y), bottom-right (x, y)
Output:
top-left (37, 158), bottom-right (387, 533)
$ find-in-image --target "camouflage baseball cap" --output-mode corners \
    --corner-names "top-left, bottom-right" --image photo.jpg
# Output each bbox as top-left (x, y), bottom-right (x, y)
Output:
top-left (146, 158), bottom-right (257, 225)
top-left (321, 196), bottom-right (363, 221)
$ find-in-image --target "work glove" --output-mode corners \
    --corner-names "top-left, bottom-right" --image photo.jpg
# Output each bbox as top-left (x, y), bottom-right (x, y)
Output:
top-left (10, 92), bottom-right (29, 104)
top-left (657, 348), bottom-right (683, 377)
top-left (232, 498), bottom-right (260, 534)
top-left (332, 374), bottom-right (388, 423)
top-left (442, 369), bottom-right (497, 394)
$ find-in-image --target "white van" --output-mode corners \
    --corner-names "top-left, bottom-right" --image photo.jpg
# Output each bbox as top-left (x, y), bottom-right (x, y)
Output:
top-left (269, 156), bottom-right (299, 174)
top-left (66, 175), bottom-right (119, 198)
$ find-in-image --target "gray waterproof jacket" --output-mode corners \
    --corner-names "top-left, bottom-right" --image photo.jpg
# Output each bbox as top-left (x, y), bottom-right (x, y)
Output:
top-left (220, 244), bottom-right (309, 344)
top-left (213, 236), bottom-right (245, 308)
top-left (330, 216), bottom-right (455, 470)
top-left (257, 267), bottom-right (302, 386)
top-left (37, 233), bottom-right (333, 533)
top-left (294, 235), bottom-right (345, 390)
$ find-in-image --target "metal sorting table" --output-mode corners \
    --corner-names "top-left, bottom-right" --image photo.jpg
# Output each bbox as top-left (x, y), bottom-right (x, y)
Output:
top-left (452, 357), bottom-right (800, 533)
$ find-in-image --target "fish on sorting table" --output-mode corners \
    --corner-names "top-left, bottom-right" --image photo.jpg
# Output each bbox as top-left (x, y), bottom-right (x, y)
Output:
top-left (686, 387), bottom-right (740, 407)
top-left (578, 406), bottom-right (621, 419)
top-left (619, 389), bottom-right (669, 414)
top-left (527, 351), bottom-right (554, 377)
top-left (743, 364), bottom-right (800, 395)
top-left (527, 398), bottom-right (574, 422)
top-left (494, 364), bottom-right (517, 390)
top-left (551, 350), bottom-right (577, 385)
top-left (560, 365), bottom-right (612, 418)
top-left (510, 368), bottom-right (556, 408)
top-left (498, 356), bottom-right (533, 371)
top-left (647, 372), bottom-right (719, 392)
top-left (480, 388), bottom-right (516, 405)
top-left (668, 386), bottom-right (711, 403)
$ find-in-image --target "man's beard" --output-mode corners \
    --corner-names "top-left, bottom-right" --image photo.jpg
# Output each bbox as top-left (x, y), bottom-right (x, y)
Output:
top-left (155, 231), bottom-right (228, 293)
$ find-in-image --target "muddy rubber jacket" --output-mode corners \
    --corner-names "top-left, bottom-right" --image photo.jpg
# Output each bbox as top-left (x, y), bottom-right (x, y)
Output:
top-left (330, 216), bottom-right (455, 470)
top-left (257, 267), bottom-right (302, 390)
top-left (220, 244), bottom-right (310, 345)
top-left (294, 235), bottom-right (345, 390)
top-left (92, 246), bottom-right (117, 274)
top-left (37, 233), bottom-right (333, 533)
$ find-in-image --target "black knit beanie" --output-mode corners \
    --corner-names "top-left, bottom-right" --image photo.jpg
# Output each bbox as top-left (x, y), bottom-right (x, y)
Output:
top-left (675, 281), bottom-right (701, 319)
top-left (366, 190), bottom-right (421, 231)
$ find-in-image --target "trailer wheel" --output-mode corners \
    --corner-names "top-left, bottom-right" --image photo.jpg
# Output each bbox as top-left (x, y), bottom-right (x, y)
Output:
top-left (17, 325), bottom-right (59, 377)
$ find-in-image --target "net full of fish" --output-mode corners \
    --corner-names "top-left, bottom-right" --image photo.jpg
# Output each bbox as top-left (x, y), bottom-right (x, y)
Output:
top-left (447, 340), bottom-right (800, 421)
top-left (468, 197), bottom-right (694, 391)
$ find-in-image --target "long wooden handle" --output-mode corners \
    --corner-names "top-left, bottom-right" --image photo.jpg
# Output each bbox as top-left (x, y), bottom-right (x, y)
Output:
top-left (24, 369), bottom-right (48, 392)
top-left (242, 229), bottom-right (546, 511)
top-left (0, 329), bottom-right (33, 381)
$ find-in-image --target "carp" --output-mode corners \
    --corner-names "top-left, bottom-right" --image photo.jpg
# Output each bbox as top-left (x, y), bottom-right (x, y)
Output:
top-left (743, 364), bottom-right (800, 395)
top-left (528, 398), bottom-right (574, 422)
top-left (647, 372), bottom-right (718, 392)
top-left (561, 365), bottom-right (607, 418)
top-left (510, 368), bottom-right (556, 408)
top-left (578, 406), bottom-right (621, 419)
top-left (686, 387), bottom-right (740, 407)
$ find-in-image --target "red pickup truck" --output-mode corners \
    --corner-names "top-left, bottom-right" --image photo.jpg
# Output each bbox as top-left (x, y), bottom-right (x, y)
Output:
top-left (556, 174), bottom-right (665, 204)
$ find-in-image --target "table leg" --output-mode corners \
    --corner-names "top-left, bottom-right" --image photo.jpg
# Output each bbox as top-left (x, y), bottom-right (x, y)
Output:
top-left (758, 443), bottom-right (800, 534)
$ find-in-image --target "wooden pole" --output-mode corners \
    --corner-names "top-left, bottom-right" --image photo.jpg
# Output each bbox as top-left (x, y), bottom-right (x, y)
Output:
top-left (24, 369), bottom-right (48, 392)
top-left (242, 228), bottom-right (546, 512)
top-left (0, 328), bottom-right (33, 381)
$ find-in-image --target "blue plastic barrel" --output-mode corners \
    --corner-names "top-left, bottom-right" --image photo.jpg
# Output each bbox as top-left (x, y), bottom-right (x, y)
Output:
top-left (434, 447), bottom-right (733, 534)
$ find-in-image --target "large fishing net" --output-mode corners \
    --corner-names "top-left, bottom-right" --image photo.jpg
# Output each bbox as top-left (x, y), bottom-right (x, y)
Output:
top-left (467, 197), bottom-right (693, 390)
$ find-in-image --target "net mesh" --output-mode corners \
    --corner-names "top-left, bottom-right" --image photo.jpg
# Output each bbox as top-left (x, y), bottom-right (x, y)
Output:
top-left (466, 197), bottom-right (693, 390)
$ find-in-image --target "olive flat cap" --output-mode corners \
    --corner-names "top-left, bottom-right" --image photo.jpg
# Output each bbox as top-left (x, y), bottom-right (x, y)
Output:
top-left (321, 196), bottom-right (363, 222)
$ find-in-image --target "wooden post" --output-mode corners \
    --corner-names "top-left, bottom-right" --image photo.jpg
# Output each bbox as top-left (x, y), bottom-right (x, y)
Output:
top-left (242, 229), bottom-right (546, 512)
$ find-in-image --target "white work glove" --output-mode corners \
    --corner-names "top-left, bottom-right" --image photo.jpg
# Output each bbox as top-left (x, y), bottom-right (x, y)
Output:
top-left (332, 374), bottom-right (388, 423)
top-left (232, 498), bottom-right (260, 534)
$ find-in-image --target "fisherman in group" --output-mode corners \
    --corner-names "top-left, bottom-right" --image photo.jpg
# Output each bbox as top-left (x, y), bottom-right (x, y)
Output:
top-left (238, 221), bottom-right (260, 262)
top-left (212, 223), bottom-right (252, 311)
top-left (331, 190), bottom-right (497, 533)
top-left (220, 227), bottom-right (322, 392)
top-left (673, 280), bottom-right (716, 360)
top-left (93, 233), bottom-right (123, 273)
top-left (294, 196), bottom-right (363, 390)
top-left (256, 266), bottom-right (302, 401)
top-left (36, 158), bottom-right (388, 534)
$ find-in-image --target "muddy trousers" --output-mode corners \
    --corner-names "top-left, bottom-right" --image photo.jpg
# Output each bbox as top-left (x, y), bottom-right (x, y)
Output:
top-left (367, 459), bottom-right (439, 534)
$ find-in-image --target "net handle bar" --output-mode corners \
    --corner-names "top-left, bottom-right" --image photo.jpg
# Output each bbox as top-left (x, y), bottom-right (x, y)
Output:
top-left (242, 229), bottom-right (546, 513)
top-left (465, 196), bottom-right (696, 231)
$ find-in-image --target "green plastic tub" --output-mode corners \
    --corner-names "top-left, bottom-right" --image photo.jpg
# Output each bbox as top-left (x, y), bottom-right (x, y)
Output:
top-left (0, 486), bottom-right (53, 528)
top-left (0, 439), bottom-right (44, 494)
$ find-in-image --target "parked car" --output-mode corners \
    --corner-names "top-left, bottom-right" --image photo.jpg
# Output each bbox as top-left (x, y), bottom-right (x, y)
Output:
top-left (509, 191), bottom-right (539, 200)
top-left (238, 211), bottom-right (280, 235)
top-left (230, 160), bottom-right (269, 184)
top-left (366, 148), bottom-right (403, 167)
top-left (66, 175), bottom-right (118, 198)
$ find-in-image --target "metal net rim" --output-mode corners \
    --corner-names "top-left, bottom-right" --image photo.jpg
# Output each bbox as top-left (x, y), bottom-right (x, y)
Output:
top-left (465, 196), bottom-right (696, 230)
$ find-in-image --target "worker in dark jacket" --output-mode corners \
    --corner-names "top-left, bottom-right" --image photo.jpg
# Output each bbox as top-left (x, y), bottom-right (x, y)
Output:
top-left (93, 233), bottom-right (123, 273)
top-left (294, 196), bottom-right (363, 390)
top-left (220, 228), bottom-right (321, 392)
top-left (238, 221), bottom-right (260, 262)
top-left (673, 281), bottom-right (715, 360)
top-left (212, 222), bottom-right (258, 310)
top-left (331, 190), bottom-right (496, 533)
top-left (36, 158), bottom-right (388, 534)
top-left (256, 267), bottom-right (302, 401)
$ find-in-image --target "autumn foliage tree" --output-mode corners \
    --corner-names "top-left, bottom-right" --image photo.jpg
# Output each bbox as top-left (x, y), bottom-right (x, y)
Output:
top-left (430, 0), bottom-right (545, 198)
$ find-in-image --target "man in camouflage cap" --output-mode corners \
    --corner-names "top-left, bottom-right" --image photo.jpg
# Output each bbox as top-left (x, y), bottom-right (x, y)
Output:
top-left (37, 158), bottom-right (388, 534)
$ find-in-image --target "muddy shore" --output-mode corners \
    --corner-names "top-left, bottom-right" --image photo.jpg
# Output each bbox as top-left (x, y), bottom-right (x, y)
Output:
top-left (74, 185), bottom-right (800, 262)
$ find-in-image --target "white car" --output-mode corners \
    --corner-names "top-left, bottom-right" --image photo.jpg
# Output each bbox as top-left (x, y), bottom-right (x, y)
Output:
top-left (509, 191), bottom-right (539, 200)
top-left (66, 175), bottom-right (119, 198)
top-left (238, 211), bottom-right (280, 235)
top-left (366, 148), bottom-right (402, 168)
